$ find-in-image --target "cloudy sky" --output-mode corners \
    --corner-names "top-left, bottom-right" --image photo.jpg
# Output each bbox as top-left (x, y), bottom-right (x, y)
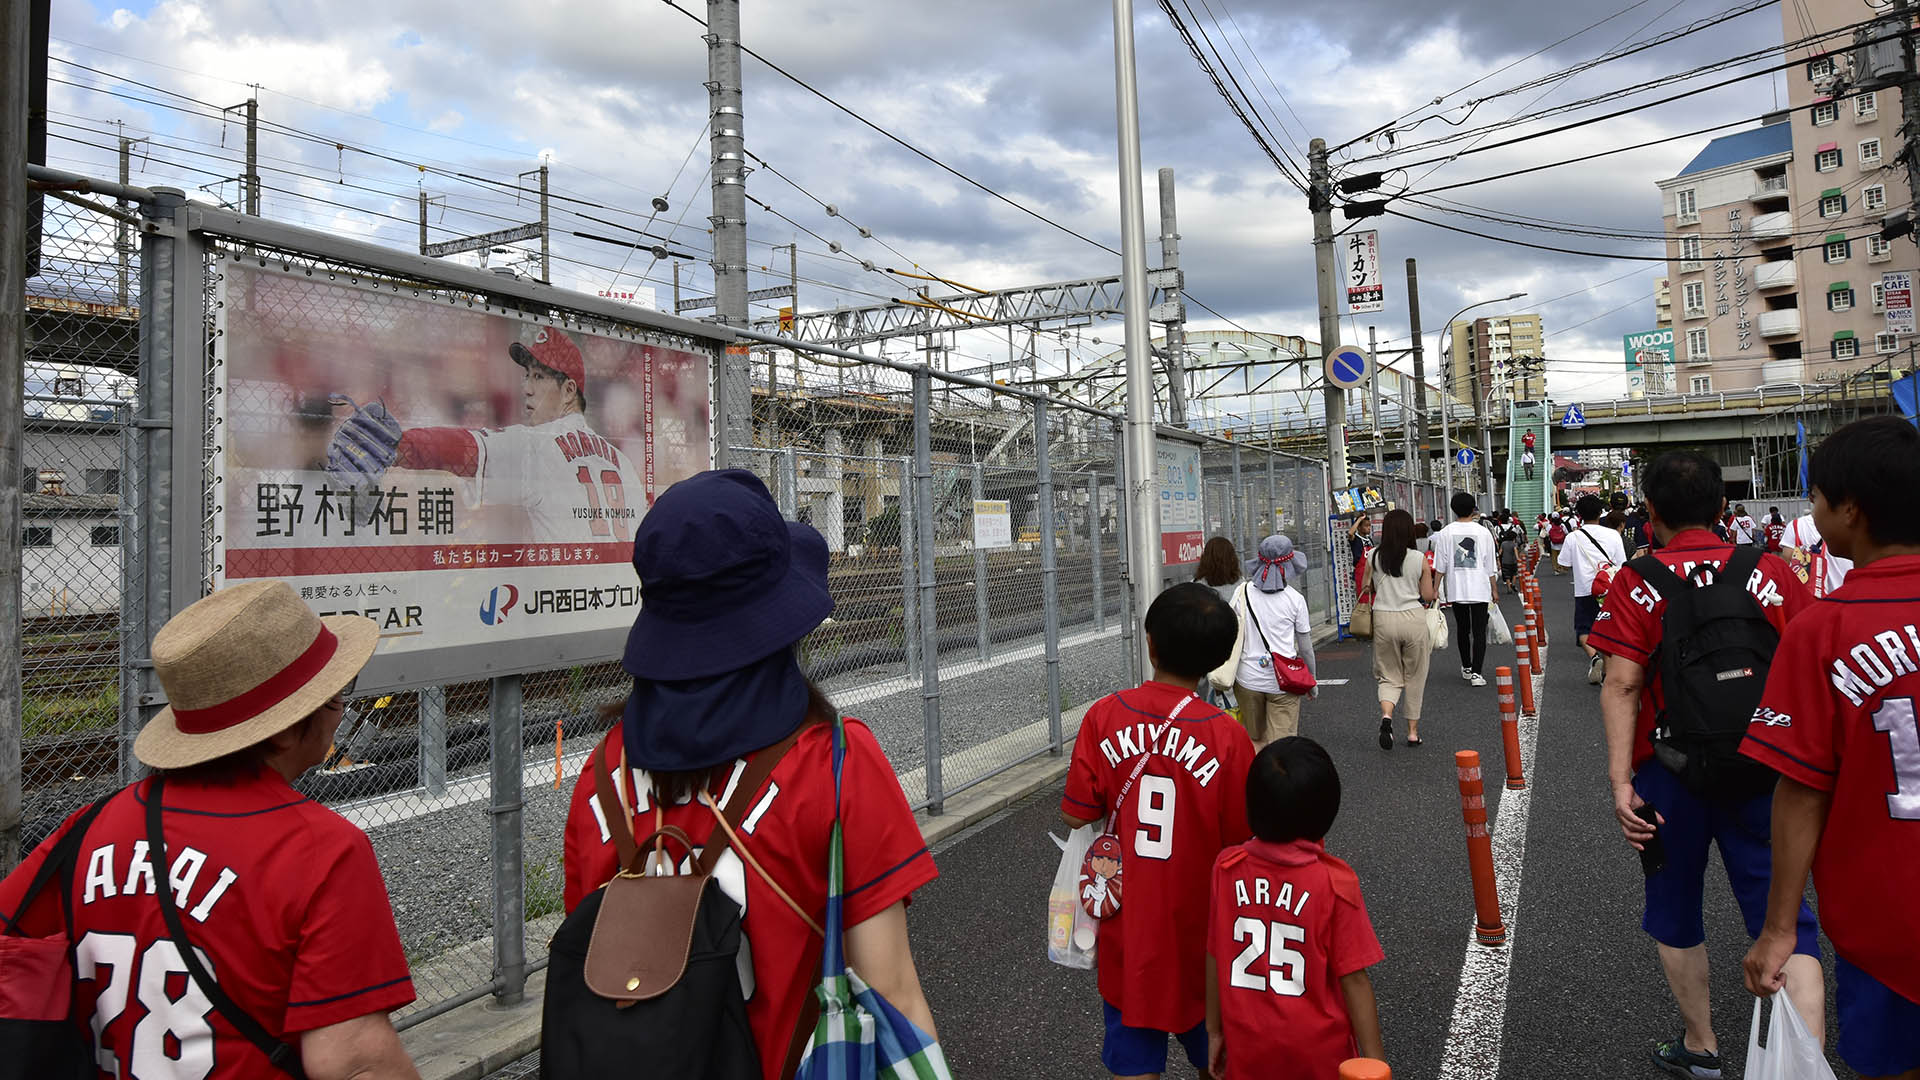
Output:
top-left (45, 0), bottom-right (1798, 413)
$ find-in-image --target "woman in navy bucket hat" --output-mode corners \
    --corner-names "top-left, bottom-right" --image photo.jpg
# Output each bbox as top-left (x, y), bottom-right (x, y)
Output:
top-left (561, 469), bottom-right (939, 1078)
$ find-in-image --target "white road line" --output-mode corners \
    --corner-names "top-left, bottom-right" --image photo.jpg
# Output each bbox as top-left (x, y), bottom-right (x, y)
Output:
top-left (1436, 670), bottom-right (1543, 1080)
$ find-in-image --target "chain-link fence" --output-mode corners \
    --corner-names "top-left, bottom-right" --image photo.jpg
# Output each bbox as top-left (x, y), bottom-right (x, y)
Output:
top-left (9, 172), bottom-right (1354, 1028)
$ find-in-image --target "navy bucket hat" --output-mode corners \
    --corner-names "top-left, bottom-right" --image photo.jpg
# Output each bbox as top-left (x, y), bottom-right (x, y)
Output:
top-left (623, 469), bottom-right (834, 680)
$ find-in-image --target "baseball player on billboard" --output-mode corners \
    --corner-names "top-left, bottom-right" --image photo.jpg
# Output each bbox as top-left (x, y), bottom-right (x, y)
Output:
top-left (325, 327), bottom-right (645, 544)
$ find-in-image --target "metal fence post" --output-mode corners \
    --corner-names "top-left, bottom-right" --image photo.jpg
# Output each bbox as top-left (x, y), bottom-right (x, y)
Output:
top-left (1113, 420), bottom-right (1139, 684)
top-left (912, 368), bottom-right (944, 814)
top-left (1088, 473), bottom-right (1104, 633)
top-left (489, 674), bottom-right (526, 1005)
top-left (1035, 400), bottom-right (1062, 752)
top-left (899, 455), bottom-right (919, 678)
top-left (418, 684), bottom-right (447, 797)
top-left (1231, 442), bottom-right (1244, 554)
top-left (972, 462), bottom-right (990, 662)
top-left (777, 446), bottom-right (798, 517)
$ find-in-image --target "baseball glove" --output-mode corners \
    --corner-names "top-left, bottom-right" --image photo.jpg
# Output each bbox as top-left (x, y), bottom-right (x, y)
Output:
top-left (325, 396), bottom-right (403, 488)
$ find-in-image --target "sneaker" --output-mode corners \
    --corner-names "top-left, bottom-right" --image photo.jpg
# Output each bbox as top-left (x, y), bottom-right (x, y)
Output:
top-left (1650, 1037), bottom-right (1722, 1079)
top-left (1468, 673), bottom-right (1488, 687)
top-left (1588, 654), bottom-right (1605, 685)
top-left (1461, 667), bottom-right (1474, 682)
top-left (1378, 718), bottom-right (1393, 750)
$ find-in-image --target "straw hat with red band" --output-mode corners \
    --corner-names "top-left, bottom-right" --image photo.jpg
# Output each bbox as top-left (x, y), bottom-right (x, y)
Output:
top-left (133, 580), bottom-right (381, 769)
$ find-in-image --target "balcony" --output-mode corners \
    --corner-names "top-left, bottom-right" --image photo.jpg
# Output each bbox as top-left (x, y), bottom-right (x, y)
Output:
top-left (1751, 212), bottom-right (1793, 240)
top-left (1758, 309), bottom-right (1802, 337)
top-left (1755, 260), bottom-right (1797, 290)
top-left (1753, 175), bottom-right (1790, 200)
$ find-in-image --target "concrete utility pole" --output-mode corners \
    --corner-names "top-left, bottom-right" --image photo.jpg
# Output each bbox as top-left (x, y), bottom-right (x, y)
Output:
top-left (1111, 0), bottom-right (1161, 676)
top-left (707, 0), bottom-right (751, 464)
top-left (1368, 324), bottom-right (1384, 473)
top-left (228, 96), bottom-right (259, 216)
top-left (1406, 258), bottom-right (1428, 480)
top-left (2, 0), bottom-right (29, 871)
top-left (117, 130), bottom-right (142, 306)
top-left (417, 189), bottom-right (428, 254)
top-left (1900, 0), bottom-right (1920, 217)
top-left (1156, 167), bottom-right (1188, 426)
top-left (537, 164), bottom-right (550, 284)
top-left (1309, 139), bottom-right (1348, 485)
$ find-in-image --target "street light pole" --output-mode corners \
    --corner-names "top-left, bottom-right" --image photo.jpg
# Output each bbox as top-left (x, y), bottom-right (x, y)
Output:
top-left (1436, 292), bottom-right (1527, 497)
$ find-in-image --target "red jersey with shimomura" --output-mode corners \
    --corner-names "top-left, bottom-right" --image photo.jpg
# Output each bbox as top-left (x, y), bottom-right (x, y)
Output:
top-left (1740, 554), bottom-right (1920, 1005)
top-left (562, 719), bottom-right (935, 1080)
top-left (1062, 681), bottom-right (1255, 1032)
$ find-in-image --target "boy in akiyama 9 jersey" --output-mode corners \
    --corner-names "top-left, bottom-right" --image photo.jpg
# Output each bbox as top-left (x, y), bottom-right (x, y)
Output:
top-left (1742, 417), bottom-right (1920, 1080)
top-left (1063, 583), bottom-right (1254, 1080)
top-left (1206, 737), bottom-right (1384, 1079)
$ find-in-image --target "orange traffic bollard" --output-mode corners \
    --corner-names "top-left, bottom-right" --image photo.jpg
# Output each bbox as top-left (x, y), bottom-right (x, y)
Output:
top-left (1340, 1060), bottom-right (1392, 1080)
top-left (1495, 667), bottom-right (1526, 790)
top-left (1525, 613), bottom-right (1544, 675)
top-left (1513, 625), bottom-right (1538, 716)
top-left (1455, 750), bottom-right (1508, 947)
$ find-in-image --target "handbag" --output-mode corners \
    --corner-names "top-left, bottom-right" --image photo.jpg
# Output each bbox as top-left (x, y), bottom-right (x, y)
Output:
top-left (1576, 528), bottom-right (1619, 599)
top-left (0, 795), bottom-right (112, 1080)
top-left (1350, 560), bottom-right (1375, 640)
top-left (1080, 694), bottom-right (1197, 919)
top-left (1427, 605), bottom-right (1450, 651)
top-left (1247, 594), bottom-right (1316, 695)
top-left (794, 719), bottom-right (954, 1080)
top-left (147, 777), bottom-right (309, 1079)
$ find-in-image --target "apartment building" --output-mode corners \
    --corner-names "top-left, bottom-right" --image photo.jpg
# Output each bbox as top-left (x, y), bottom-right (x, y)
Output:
top-left (1446, 313), bottom-right (1546, 405)
top-left (1654, 277), bottom-right (1672, 330)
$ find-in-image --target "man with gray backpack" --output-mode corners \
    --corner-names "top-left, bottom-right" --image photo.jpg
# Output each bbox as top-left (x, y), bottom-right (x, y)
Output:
top-left (1586, 451), bottom-right (1824, 1079)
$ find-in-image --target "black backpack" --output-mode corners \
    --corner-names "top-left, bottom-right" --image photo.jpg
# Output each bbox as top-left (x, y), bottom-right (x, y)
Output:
top-left (1630, 546), bottom-right (1781, 800)
top-left (541, 728), bottom-right (811, 1080)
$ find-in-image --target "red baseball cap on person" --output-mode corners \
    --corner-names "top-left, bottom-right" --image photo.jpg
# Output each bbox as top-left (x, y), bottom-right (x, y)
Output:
top-left (509, 327), bottom-right (587, 393)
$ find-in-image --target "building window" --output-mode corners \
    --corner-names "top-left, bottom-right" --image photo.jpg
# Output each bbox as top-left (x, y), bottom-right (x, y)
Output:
top-left (1878, 332), bottom-right (1900, 354)
top-left (22, 526), bottom-right (50, 548)
top-left (83, 468), bottom-right (119, 495)
top-left (1833, 337), bottom-right (1860, 360)
top-left (1874, 281), bottom-right (1887, 310)
top-left (1856, 92), bottom-right (1879, 119)
top-left (1678, 235), bottom-right (1702, 267)
top-left (1831, 289), bottom-right (1855, 311)
top-left (1690, 374), bottom-right (1713, 394)
top-left (1821, 193), bottom-right (1847, 217)
top-left (1813, 102), bottom-right (1839, 126)
top-left (1686, 327), bottom-right (1709, 362)
top-left (1675, 188), bottom-right (1698, 222)
top-left (1816, 148), bottom-right (1843, 172)
top-left (1862, 138), bottom-right (1883, 166)
top-left (1683, 280), bottom-right (1706, 317)
top-left (1871, 235), bottom-right (1894, 260)
top-left (1826, 239), bottom-right (1851, 263)
top-left (1865, 185), bottom-right (1887, 212)
top-left (1809, 56), bottom-right (1836, 81)
top-left (90, 525), bottom-right (120, 547)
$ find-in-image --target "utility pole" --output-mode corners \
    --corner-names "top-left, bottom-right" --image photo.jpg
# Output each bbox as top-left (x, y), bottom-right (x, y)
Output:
top-left (1469, 325), bottom-right (1486, 498)
top-left (2, 0), bottom-right (29, 871)
top-left (417, 189), bottom-right (428, 254)
top-left (538, 164), bottom-right (549, 284)
top-left (117, 130), bottom-right (143, 306)
top-left (707, 0), bottom-right (751, 464)
top-left (1156, 167), bottom-right (1188, 426)
top-left (1368, 324), bottom-right (1384, 473)
top-left (227, 95), bottom-right (260, 216)
top-left (1111, 0), bottom-right (1161, 677)
top-left (1900, 0), bottom-right (1920, 217)
top-left (1309, 139), bottom-right (1348, 485)
top-left (1406, 258), bottom-right (1428, 481)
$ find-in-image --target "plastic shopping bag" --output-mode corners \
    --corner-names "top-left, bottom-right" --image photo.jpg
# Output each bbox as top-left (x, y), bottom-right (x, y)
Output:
top-left (1489, 602), bottom-right (1513, 645)
top-left (1746, 991), bottom-right (1838, 1080)
top-left (1047, 826), bottom-right (1100, 969)
top-left (1428, 606), bottom-right (1450, 652)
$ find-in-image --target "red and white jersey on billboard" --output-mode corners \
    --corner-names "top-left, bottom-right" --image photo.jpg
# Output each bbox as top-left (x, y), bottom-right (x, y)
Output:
top-left (1208, 839), bottom-right (1384, 1079)
top-left (471, 413), bottom-right (645, 544)
top-left (1062, 681), bottom-right (1255, 1033)
top-left (1741, 554), bottom-right (1920, 1005)
top-left (563, 719), bottom-right (936, 1080)
top-left (0, 771), bottom-right (415, 1078)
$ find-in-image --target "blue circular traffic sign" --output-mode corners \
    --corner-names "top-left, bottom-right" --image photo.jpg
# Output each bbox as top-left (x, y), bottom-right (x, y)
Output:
top-left (1324, 345), bottom-right (1372, 389)
top-left (1456, 448), bottom-right (1476, 466)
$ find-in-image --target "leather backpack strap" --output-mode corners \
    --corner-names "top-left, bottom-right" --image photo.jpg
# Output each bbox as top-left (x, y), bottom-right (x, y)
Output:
top-left (696, 725), bottom-right (804, 877)
top-left (592, 729), bottom-right (641, 873)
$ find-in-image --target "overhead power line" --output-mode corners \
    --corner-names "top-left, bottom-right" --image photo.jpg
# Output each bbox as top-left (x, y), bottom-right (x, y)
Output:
top-left (1154, 0), bottom-right (1311, 193)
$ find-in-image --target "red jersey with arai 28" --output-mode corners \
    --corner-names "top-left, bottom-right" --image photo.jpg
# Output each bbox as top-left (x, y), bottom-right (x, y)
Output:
top-left (1063, 680), bottom-right (1255, 1033)
top-left (1740, 553), bottom-right (1920, 1005)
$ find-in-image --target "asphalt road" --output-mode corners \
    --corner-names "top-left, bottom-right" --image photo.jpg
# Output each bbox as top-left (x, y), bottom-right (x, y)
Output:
top-left (908, 577), bottom-right (1856, 1080)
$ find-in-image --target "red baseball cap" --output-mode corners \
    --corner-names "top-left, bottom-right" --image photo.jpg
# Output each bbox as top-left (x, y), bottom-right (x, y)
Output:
top-left (509, 327), bottom-right (586, 393)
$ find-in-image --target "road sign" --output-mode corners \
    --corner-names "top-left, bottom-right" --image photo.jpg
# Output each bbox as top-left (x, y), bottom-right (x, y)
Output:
top-left (1455, 448), bottom-right (1476, 467)
top-left (1324, 345), bottom-right (1372, 389)
top-left (1345, 230), bottom-right (1384, 313)
top-left (1562, 403), bottom-right (1587, 430)
top-left (1885, 270), bottom-right (1913, 335)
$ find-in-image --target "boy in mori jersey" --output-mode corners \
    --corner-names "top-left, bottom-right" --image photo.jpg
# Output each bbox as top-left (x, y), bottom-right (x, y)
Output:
top-left (1063, 582), bottom-right (1256, 1080)
top-left (1206, 737), bottom-right (1384, 1080)
top-left (1742, 418), bottom-right (1920, 1080)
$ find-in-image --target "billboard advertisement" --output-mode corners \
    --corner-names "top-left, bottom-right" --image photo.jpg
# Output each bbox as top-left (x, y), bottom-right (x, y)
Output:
top-left (1157, 438), bottom-right (1204, 564)
top-left (212, 261), bottom-right (714, 690)
top-left (1622, 327), bottom-right (1674, 371)
top-left (1345, 230), bottom-right (1384, 313)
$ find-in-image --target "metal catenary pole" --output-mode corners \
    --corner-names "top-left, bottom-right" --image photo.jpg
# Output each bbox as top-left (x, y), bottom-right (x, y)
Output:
top-left (1156, 167), bottom-right (1187, 427)
top-left (489, 674), bottom-right (526, 1005)
top-left (1230, 441), bottom-right (1244, 553)
top-left (1309, 139), bottom-right (1348, 487)
top-left (1113, 418), bottom-right (1140, 685)
top-left (900, 454), bottom-right (919, 678)
top-left (1406, 258), bottom-right (1429, 481)
top-left (1036, 400), bottom-right (1063, 752)
top-left (912, 368), bottom-right (944, 813)
top-left (0, 0), bottom-right (27, 869)
top-left (1088, 472), bottom-right (1105, 632)
top-left (1111, 0), bottom-right (1162, 680)
top-left (242, 97), bottom-right (259, 216)
top-left (1368, 325), bottom-right (1384, 473)
top-left (706, 0), bottom-right (752, 462)
top-left (972, 461), bottom-right (990, 662)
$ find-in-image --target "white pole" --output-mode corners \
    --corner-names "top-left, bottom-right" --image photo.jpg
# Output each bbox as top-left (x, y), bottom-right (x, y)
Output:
top-left (1112, 0), bottom-right (1161, 675)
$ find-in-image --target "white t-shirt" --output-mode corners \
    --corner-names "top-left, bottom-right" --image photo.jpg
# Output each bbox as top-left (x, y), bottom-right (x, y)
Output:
top-left (1432, 519), bottom-right (1498, 604)
top-left (1782, 514), bottom-right (1853, 597)
top-left (470, 412), bottom-right (645, 543)
top-left (1235, 583), bottom-right (1311, 693)
top-left (1731, 514), bottom-right (1758, 544)
top-left (1557, 524), bottom-right (1628, 598)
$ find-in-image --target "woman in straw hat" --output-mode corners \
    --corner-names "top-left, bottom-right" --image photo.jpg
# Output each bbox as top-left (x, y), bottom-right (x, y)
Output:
top-left (561, 469), bottom-right (938, 1079)
top-left (1207, 533), bottom-right (1318, 750)
top-left (0, 580), bottom-right (419, 1079)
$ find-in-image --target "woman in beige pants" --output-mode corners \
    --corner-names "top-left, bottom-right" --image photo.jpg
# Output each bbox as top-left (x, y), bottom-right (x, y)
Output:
top-left (1368, 509), bottom-right (1437, 749)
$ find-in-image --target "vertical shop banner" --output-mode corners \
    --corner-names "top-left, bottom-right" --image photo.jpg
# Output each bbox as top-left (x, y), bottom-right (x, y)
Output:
top-left (1156, 438), bottom-right (1203, 564)
top-left (1345, 230), bottom-right (1384, 313)
top-left (212, 261), bottom-right (715, 690)
top-left (1884, 271), bottom-right (1913, 335)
